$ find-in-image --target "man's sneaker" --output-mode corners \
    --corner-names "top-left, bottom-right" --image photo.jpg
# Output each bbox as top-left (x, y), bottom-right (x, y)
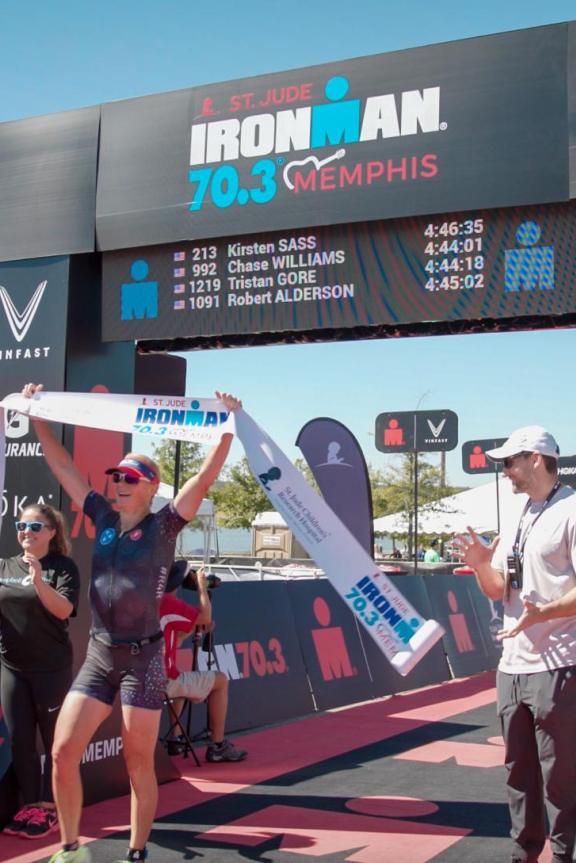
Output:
top-left (48, 846), bottom-right (92, 863)
top-left (23, 806), bottom-right (59, 839)
top-left (4, 805), bottom-right (36, 835)
top-left (206, 738), bottom-right (247, 762)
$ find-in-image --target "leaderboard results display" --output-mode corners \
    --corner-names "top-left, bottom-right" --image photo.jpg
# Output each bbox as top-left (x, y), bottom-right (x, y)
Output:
top-left (102, 200), bottom-right (576, 343)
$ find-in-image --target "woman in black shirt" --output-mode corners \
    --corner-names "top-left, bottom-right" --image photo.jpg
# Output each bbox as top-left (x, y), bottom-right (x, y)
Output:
top-left (0, 504), bottom-right (80, 840)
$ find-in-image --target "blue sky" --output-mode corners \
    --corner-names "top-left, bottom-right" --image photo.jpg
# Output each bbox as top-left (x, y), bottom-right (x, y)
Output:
top-left (1, 0), bottom-right (575, 487)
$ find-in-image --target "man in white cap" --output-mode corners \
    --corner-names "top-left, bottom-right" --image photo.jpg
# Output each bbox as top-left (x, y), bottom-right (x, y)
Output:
top-left (458, 426), bottom-right (576, 863)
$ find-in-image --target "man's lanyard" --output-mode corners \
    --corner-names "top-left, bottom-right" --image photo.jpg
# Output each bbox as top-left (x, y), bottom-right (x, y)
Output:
top-left (513, 481), bottom-right (562, 561)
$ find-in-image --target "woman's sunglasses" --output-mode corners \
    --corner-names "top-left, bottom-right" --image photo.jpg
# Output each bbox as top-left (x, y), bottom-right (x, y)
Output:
top-left (15, 521), bottom-right (48, 533)
top-left (109, 471), bottom-right (148, 485)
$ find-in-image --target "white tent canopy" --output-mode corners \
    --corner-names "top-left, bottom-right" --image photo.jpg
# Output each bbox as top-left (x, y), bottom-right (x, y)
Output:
top-left (373, 477), bottom-right (527, 536)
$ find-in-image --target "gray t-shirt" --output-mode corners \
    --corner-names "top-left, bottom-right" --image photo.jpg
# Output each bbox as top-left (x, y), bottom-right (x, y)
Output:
top-left (493, 484), bottom-right (576, 673)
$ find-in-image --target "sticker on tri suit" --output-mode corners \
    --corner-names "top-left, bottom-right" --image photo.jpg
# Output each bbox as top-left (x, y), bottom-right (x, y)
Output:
top-left (99, 527), bottom-right (117, 546)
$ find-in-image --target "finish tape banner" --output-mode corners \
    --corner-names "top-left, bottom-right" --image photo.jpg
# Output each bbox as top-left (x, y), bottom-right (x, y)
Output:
top-left (0, 391), bottom-right (444, 675)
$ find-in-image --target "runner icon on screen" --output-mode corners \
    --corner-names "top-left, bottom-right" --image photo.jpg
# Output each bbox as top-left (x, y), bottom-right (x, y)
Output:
top-left (504, 221), bottom-right (554, 292)
top-left (120, 260), bottom-right (158, 321)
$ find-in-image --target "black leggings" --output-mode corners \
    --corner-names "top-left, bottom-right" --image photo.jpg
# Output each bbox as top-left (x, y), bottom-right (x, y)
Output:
top-left (0, 664), bottom-right (72, 804)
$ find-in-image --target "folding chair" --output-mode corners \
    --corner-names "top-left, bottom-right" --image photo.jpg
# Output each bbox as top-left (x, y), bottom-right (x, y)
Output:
top-left (160, 625), bottom-right (204, 766)
top-left (161, 690), bottom-right (201, 767)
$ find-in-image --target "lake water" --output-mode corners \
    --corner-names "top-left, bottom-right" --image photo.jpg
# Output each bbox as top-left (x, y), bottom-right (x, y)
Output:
top-left (177, 526), bottom-right (395, 557)
top-left (178, 526), bottom-right (252, 556)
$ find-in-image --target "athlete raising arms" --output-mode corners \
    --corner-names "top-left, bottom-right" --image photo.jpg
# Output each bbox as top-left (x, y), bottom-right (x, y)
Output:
top-left (21, 383), bottom-right (241, 863)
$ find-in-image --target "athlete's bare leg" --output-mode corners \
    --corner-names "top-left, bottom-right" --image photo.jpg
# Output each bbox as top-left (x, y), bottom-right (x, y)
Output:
top-left (52, 692), bottom-right (112, 844)
top-left (121, 705), bottom-right (162, 850)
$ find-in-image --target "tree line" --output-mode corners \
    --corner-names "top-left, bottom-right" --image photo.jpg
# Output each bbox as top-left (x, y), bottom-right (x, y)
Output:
top-left (153, 440), bottom-right (460, 532)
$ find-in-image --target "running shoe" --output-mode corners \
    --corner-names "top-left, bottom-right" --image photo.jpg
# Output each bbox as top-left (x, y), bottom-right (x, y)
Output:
top-left (4, 805), bottom-right (35, 835)
top-left (48, 847), bottom-right (92, 863)
top-left (23, 806), bottom-right (59, 839)
top-left (113, 849), bottom-right (148, 862)
top-left (206, 738), bottom-right (247, 762)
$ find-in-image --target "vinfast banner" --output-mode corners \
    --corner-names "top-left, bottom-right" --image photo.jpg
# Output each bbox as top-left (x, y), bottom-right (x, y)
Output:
top-left (96, 24), bottom-right (570, 251)
top-left (0, 257), bottom-right (70, 556)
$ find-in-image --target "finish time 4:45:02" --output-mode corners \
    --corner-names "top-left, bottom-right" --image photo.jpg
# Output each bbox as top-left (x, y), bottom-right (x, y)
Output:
top-left (425, 274), bottom-right (485, 291)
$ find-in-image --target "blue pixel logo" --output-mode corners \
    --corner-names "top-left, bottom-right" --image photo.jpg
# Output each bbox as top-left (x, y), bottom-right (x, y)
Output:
top-left (504, 221), bottom-right (554, 292)
top-left (120, 260), bottom-right (158, 321)
top-left (99, 528), bottom-right (117, 546)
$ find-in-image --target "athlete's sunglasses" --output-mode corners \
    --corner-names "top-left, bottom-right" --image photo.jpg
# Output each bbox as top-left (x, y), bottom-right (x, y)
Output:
top-left (15, 521), bottom-right (49, 533)
top-left (109, 471), bottom-right (149, 485)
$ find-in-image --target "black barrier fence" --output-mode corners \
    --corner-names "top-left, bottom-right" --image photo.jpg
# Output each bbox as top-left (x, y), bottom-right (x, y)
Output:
top-left (287, 579), bottom-right (376, 711)
top-left (424, 574), bottom-right (503, 677)
top-left (360, 575), bottom-right (453, 696)
top-left (170, 573), bottom-right (499, 744)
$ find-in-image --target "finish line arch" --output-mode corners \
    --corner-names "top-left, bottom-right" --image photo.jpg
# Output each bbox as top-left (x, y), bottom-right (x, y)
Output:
top-left (0, 19), bottom-right (574, 812)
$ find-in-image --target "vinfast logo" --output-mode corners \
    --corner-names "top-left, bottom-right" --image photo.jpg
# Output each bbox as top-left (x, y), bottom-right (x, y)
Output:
top-left (0, 281), bottom-right (47, 343)
top-left (427, 419), bottom-right (446, 438)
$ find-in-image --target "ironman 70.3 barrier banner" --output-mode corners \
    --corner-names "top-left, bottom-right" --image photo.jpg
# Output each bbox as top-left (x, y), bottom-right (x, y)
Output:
top-left (0, 390), bottom-right (445, 675)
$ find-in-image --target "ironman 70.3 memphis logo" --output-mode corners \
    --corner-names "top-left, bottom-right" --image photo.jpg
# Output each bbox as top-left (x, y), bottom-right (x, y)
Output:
top-left (187, 75), bottom-right (445, 214)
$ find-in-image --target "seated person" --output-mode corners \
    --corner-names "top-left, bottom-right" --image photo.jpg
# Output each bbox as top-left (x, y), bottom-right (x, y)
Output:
top-left (159, 567), bottom-right (247, 763)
